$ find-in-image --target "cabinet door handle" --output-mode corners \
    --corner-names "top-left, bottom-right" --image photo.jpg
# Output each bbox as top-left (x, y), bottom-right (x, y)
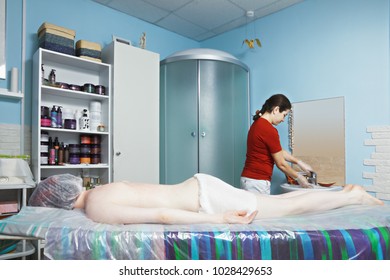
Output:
top-left (116, 152), bottom-right (121, 156)
top-left (201, 132), bottom-right (206, 137)
top-left (191, 132), bottom-right (196, 137)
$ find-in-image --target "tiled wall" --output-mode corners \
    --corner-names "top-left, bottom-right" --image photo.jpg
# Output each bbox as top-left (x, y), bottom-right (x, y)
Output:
top-left (0, 123), bottom-right (31, 157)
top-left (363, 126), bottom-right (390, 203)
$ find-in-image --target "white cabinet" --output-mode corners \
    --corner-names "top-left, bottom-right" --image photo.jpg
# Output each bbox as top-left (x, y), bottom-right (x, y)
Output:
top-left (32, 48), bottom-right (111, 184)
top-left (102, 42), bottom-right (159, 183)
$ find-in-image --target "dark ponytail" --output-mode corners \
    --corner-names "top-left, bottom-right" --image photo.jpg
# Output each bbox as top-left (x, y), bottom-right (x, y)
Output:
top-left (253, 94), bottom-right (291, 121)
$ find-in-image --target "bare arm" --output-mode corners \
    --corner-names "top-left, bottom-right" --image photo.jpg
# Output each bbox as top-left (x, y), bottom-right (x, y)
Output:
top-left (282, 149), bottom-right (299, 164)
top-left (273, 150), bottom-right (311, 188)
top-left (86, 203), bottom-right (257, 225)
top-left (272, 150), bottom-right (299, 179)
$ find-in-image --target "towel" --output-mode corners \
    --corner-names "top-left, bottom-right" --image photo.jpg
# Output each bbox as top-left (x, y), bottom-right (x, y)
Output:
top-left (194, 173), bottom-right (257, 215)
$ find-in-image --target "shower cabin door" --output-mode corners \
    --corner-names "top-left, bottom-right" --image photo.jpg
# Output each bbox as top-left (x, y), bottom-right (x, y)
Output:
top-left (161, 59), bottom-right (249, 186)
top-left (160, 60), bottom-right (199, 183)
top-left (198, 60), bottom-right (248, 187)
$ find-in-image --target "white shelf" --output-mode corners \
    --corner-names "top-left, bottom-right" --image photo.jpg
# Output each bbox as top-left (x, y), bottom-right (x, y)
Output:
top-left (41, 48), bottom-right (110, 71)
top-left (0, 90), bottom-right (23, 99)
top-left (42, 85), bottom-right (109, 101)
top-left (40, 127), bottom-right (109, 135)
top-left (40, 163), bottom-right (109, 169)
top-left (0, 183), bottom-right (35, 190)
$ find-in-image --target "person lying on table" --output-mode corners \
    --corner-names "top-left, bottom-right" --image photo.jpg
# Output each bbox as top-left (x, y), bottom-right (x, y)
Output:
top-left (29, 173), bottom-right (383, 225)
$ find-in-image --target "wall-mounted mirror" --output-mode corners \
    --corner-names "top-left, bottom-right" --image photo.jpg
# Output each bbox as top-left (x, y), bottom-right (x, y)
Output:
top-left (289, 97), bottom-right (345, 185)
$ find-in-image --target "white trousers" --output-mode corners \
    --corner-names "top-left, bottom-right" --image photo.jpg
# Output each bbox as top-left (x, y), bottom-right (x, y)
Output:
top-left (240, 176), bottom-right (271, 195)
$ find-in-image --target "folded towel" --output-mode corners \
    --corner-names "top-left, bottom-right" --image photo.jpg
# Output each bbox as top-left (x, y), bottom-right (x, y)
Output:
top-left (194, 173), bottom-right (257, 215)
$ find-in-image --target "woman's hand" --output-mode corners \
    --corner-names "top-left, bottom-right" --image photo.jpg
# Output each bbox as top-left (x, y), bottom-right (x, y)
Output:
top-left (295, 173), bottom-right (312, 188)
top-left (222, 210), bottom-right (258, 224)
top-left (297, 160), bottom-right (313, 175)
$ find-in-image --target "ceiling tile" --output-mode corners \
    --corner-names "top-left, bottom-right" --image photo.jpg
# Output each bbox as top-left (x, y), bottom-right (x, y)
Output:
top-left (157, 13), bottom-right (207, 38)
top-left (194, 31), bottom-right (218, 41)
top-left (175, 0), bottom-right (244, 30)
top-left (107, 0), bottom-right (169, 23)
top-left (91, 0), bottom-right (305, 41)
top-left (212, 16), bottom-right (247, 35)
top-left (229, 0), bottom-right (280, 11)
top-left (143, 0), bottom-right (193, 11)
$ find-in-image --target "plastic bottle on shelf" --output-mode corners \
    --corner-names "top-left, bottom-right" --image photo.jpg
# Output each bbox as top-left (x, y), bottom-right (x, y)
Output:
top-left (58, 142), bottom-right (64, 165)
top-left (54, 137), bottom-right (60, 165)
top-left (56, 106), bottom-right (62, 128)
top-left (48, 137), bottom-right (55, 165)
top-left (51, 105), bottom-right (57, 128)
top-left (48, 69), bottom-right (56, 84)
top-left (64, 144), bottom-right (70, 164)
top-left (74, 109), bottom-right (82, 130)
top-left (89, 101), bottom-right (101, 131)
top-left (79, 109), bottom-right (90, 131)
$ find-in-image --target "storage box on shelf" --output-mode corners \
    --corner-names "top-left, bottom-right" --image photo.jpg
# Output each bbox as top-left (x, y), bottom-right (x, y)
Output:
top-left (38, 22), bottom-right (76, 56)
top-left (32, 48), bottom-right (111, 186)
top-left (76, 40), bottom-right (102, 62)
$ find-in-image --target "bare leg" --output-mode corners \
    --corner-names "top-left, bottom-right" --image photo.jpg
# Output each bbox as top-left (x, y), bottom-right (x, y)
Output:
top-left (255, 184), bottom-right (383, 219)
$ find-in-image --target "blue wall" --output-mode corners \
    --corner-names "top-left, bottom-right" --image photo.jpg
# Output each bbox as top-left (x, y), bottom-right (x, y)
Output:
top-left (203, 0), bottom-right (390, 189)
top-left (0, 0), bottom-right (23, 123)
top-left (0, 0), bottom-right (198, 125)
top-left (1, 0), bottom-right (389, 188)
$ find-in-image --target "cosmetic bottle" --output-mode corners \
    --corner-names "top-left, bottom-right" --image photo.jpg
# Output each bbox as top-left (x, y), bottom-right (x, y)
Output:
top-left (48, 69), bottom-right (56, 84)
top-left (79, 109), bottom-right (90, 131)
top-left (48, 137), bottom-right (56, 165)
top-left (51, 105), bottom-right (57, 128)
top-left (54, 137), bottom-right (60, 165)
top-left (58, 142), bottom-right (65, 165)
top-left (57, 106), bottom-right (63, 128)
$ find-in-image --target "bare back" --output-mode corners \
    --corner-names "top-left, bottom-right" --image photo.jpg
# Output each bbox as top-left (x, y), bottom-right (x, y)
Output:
top-left (88, 178), bottom-right (199, 209)
top-left (83, 177), bottom-right (200, 224)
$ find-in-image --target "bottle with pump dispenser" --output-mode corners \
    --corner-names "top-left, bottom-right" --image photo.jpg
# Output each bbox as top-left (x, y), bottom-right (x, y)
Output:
top-left (51, 106), bottom-right (57, 128)
top-left (56, 106), bottom-right (62, 128)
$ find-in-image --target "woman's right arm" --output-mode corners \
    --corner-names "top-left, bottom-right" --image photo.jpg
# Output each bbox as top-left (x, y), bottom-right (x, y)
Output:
top-left (272, 150), bottom-right (311, 188)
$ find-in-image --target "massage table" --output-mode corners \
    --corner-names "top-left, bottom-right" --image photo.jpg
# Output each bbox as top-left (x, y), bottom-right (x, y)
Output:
top-left (0, 204), bottom-right (389, 260)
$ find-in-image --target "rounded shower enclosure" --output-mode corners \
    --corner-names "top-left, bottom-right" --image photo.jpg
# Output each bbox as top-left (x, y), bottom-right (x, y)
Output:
top-left (160, 48), bottom-right (250, 187)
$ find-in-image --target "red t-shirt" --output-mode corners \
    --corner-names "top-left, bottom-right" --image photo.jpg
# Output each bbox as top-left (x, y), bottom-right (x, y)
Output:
top-left (241, 118), bottom-right (282, 181)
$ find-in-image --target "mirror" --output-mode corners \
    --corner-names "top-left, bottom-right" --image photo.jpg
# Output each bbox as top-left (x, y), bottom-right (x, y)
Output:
top-left (289, 97), bottom-right (345, 185)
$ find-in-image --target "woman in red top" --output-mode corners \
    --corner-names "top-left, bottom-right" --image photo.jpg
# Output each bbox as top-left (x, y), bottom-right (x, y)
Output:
top-left (241, 94), bottom-right (313, 194)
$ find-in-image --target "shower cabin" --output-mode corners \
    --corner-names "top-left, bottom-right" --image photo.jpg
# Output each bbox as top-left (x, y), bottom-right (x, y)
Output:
top-left (160, 49), bottom-right (250, 187)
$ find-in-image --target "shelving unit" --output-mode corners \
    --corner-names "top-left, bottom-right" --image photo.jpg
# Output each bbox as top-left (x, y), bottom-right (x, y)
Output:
top-left (0, 182), bottom-right (36, 260)
top-left (32, 48), bottom-right (112, 184)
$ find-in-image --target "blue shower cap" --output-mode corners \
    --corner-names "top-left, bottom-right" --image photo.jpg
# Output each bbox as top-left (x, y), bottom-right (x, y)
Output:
top-left (29, 174), bottom-right (83, 210)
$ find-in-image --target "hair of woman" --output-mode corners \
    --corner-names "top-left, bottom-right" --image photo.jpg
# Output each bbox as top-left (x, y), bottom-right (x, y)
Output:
top-left (253, 94), bottom-right (292, 121)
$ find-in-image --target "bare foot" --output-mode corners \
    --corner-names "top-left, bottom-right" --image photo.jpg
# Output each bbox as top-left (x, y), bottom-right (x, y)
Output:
top-left (349, 184), bottom-right (384, 205)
